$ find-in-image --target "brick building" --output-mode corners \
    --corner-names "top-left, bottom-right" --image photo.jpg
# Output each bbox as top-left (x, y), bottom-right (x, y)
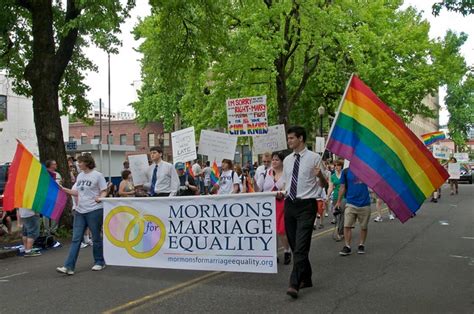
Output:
top-left (69, 120), bottom-right (172, 161)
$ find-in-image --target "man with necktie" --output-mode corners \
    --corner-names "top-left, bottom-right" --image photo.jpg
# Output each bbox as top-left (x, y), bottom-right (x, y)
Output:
top-left (282, 126), bottom-right (327, 299)
top-left (144, 146), bottom-right (179, 197)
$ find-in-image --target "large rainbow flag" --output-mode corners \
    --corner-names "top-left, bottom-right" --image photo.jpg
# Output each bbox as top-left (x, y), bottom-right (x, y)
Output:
top-left (327, 75), bottom-right (449, 223)
top-left (3, 141), bottom-right (67, 221)
top-left (421, 131), bottom-right (445, 146)
top-left (210, 160), bottom-right (220, 186)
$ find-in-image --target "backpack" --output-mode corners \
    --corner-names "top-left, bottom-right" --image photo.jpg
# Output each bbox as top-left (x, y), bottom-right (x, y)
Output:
top-left (33, 235), bottom-right (56, 249)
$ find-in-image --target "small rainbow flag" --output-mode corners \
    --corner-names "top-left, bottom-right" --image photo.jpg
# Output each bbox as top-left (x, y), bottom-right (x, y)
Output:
top-left (185, 161), bottom-right (195, 178)
top-left (421, 131), bottom-right (445, 146)
top-left (3, 141), bottom-right (67, 221)
top-left (210, 160), bottom-right (220, 186)
top-left (327, 75), bottom-right (449, 223)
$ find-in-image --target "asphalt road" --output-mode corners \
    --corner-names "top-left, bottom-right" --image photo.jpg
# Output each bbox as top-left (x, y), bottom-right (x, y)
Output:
top-left (0, 184), bottom-right (472, 313)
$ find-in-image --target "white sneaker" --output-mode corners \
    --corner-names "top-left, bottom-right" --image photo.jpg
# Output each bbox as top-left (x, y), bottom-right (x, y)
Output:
top-left (80, 242), bottom-right (89, 249)
top-left (324, 212), bottom-right (329, 217)
top-left (56, 266), bottom-right (74, 275)
top-left (389, 214), bottom-right (395, 220)
top-left (91, 264), bottom-right (106, 271)
top-left (374, 216), bottom-right (383, 222)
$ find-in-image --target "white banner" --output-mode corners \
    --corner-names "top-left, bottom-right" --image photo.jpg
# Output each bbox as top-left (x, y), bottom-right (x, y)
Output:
top-left (448, 163), bottom-right (461, 180)
top-left (453, 153), bottom-right (469, 163)
top-left (227, 95), bottom-right (268, 136)
top-left (253, 124), bottom-right (287, 154)
top-left (315, 137), bottom-right (325, 153)
top-left (198, 130), bottom-right (237, 161)
top-left (128, 154), bottom-right (149, 186)
top-left (432, 145), bottom-right (451, 160)
top-left (172, 127), bottom-right (197, 164)
top-left (102, 193), bottom-right (277, 273)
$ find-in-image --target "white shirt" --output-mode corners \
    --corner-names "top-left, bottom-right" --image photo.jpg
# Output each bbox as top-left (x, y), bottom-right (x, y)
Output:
top-left (192, 163), bottom-right (202, 176)
top-left (283, 148), bottom-right (323, 199)
top-left (257, 168), bottom-right (285, 192)
top-left (144, 160), bottom-right (179, 196)
top-left (19, 207), bottom-right (36, 218)
top-left (254, 165), bottom-right (269, 191)
top-left (72, 170), bottom-right (107, 213)
top-left (218, 170), bottom-right (240, 194)
top-left (203, 166), bottom-right (211, 183)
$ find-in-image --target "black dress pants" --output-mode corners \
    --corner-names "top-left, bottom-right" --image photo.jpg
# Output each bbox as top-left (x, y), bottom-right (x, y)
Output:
top-left (284, 198), bottom-right (317, 289)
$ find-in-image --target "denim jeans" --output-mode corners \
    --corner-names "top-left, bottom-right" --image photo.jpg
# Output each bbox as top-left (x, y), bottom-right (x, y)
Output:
top-left (64, 209), bottom-right (105, 270)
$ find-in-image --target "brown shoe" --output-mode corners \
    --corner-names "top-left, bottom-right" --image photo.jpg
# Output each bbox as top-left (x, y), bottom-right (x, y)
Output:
top-left (286, 287), bottom-right (298, 299)
top-left (299, 281), bottom-right (313, 289)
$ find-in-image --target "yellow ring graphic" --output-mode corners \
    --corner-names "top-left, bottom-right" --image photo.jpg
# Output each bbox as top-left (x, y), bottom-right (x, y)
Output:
top-left (104, 206), bottom-right (166, 259)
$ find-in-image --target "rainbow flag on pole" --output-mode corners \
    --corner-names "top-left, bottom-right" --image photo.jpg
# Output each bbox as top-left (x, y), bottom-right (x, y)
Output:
top-left (210, 160), bottom-right (220, 186)
top-left (185, 161), bottom-right (195, 178)
top-left (326, 75), bottom-right (449, 223)
top-left (421, 131), bottom-right (445, 146)
top-left (3, 141), bottom-right (67, 221)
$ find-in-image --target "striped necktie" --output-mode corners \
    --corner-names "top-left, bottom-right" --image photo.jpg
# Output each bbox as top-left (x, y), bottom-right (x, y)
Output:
top-left (288, 153), bottom-right (300, 200)
top-left (150, 165), bottom-right (158, 196)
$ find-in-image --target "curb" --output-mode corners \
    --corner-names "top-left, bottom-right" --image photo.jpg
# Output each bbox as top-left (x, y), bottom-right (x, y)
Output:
top-left (0, 248), bottom-right (19, 259)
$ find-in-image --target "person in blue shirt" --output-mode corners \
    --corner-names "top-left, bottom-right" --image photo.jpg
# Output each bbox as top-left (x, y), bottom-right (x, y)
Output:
top-left (334, 167), bottom-right (371, 256)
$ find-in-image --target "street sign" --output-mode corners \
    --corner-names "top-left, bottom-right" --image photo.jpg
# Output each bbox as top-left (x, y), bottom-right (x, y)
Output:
top-left (66, 141), bottom-right (77, 151)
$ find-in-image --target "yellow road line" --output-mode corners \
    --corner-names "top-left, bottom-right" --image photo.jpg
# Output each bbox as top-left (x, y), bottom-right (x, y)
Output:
top-left (104, 206), bottom-right (389, 313)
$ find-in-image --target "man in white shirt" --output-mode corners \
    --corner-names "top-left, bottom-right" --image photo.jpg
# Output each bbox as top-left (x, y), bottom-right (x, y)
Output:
top-left (192, 160), bottom-right (203, 194)
top-left (144, 146), bottom-right (179, 197)
top-left (254, 152), bottom-right (272, 192)
top-left (282, 126), bottom-right (327, 299)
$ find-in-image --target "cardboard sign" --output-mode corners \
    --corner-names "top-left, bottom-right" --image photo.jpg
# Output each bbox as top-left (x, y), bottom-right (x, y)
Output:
top-left (253, 124), bottom-right (287, 154)
top-left (128, 154), bottom-right (150, 186)
top-left (432, 145), bottom-right (451, 160)
top-left (453, 153), bottom-right (469, 163)
top-left (198, 130), bottom-right (237, 161)
top-left (315, 137), bottom-right (325, 153)
top-left (448, 162), bottom-right (460, 180)
top-left (172, 127), bottom-right (197, 164)
top-left (227, 96), bottom-right (268, 136)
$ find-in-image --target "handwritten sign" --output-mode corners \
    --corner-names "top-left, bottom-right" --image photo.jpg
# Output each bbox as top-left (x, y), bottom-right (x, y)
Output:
top-left (432, 145), bottom-right (451, 160)
top-left (198, 130), bottom-right (237, 161)
top-left (227, 96), bottom-right (268, 136)
top-left (172, 127), bottom-right (197, 164)
top-left (453, 153), bottom-right (469, 163)
top-left (128, 154), bottom-right (149, 186)
top-left (315, 137), bottom-right (325, 153)
top-left (253, 124), bottom-right (287, 154)
top-left (448, 163), bottom-right (460, 180)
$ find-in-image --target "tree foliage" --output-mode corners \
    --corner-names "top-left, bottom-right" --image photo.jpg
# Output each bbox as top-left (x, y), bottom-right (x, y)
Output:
top-left (432, 0), bottom-right (474, 16)
top-left (133, 0), bottom-right (468, 139)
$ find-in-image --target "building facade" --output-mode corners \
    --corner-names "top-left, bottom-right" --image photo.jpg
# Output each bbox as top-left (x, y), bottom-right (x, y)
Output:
top-left (407, 94), bottom-right (440, 138)
top-left (68, 120), bottom-right (172, 161)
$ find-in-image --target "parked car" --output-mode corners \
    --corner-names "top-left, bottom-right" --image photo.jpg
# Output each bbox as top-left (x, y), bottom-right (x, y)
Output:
top-left (459, 164), bottom-right (473, 184)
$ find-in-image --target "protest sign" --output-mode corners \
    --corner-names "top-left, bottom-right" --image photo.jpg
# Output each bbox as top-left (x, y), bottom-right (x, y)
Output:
top-left (432, 145), bottom-right (451, 160)
top-left (253, 124), bottom-right (287, 154)
top-left (102, 193), bottom-right (277, 273)
top-left (128, 154), bottom-right (149, 186)
top-left (453, 153), bottom-right (469, 163)
top-left (448, 163), bottom-right (461, 180)
top-left (198, 130), bottom-right (237, 161)
top-left (172, 127), bottom-right (197, 164)
top-left (315, 137), bottom-right (325, 153)
top-left (227, 95), bottom-right (268, 136)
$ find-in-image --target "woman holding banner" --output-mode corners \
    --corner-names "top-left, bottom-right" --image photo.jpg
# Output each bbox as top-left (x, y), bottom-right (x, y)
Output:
top-left (213, 159), bottom-right (240, 194)
top-left (257, 151), bottom-right (291, 265)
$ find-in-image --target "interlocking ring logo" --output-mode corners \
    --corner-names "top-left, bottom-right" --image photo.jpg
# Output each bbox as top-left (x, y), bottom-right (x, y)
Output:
top-left (104, 206), bottom-right (166, 259)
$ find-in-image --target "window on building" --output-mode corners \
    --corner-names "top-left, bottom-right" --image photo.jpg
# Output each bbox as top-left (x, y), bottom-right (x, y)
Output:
top-left (108, 134), bottom-right (114, 144)
top-left (133, 133), bottom-right (141, 146)
top-left (120, 134), bottom-right (127, 145)
top-left (81, 136), bottom-right (88, 145)
top-left (163, 133), bottom-right (170, 147)
top-left (94, 135), bottom-right (100, 140)
top-left (69, 136), bottom-right (75, 142)
top-left (0, 95), bottom-right (7, 121)
top-left (148, 133), bottom-right (155, 147)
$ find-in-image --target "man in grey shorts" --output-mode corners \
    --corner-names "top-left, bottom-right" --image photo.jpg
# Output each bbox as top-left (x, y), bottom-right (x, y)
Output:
top-left (17, 208), bottom-right (41, 257)
top-left (334, 168), bottom-right (371, 255)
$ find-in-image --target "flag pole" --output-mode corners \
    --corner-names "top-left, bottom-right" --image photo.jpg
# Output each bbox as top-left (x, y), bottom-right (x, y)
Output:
top-left (318, 73), bottom-right (354, 167)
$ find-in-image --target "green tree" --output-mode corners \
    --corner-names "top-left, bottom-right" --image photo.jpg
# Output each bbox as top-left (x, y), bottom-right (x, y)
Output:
top-left (0, 0), bottom-right (133, 181)
top-left (446, 73), bottom-right (474, 150)
top-left (432, 0), bottom-right (474, 16)
top-left (134, 0), bottom-right (467, 140)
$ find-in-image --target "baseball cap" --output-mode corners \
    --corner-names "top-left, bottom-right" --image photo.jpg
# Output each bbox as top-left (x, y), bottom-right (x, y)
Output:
top-left (175, 162), bottom-right (185, 170)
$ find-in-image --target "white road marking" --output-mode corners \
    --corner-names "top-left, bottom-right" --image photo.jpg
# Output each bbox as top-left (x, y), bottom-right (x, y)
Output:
top-left (0, 272), bottom-right (28, 281)
top-left (461, 237), bottom-right (474, 240)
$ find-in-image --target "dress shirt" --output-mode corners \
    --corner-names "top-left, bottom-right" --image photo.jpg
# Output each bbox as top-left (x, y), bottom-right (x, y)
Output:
top-left (283, 148), bottom-right (323, 199)
top-left (144, 160), bottom-right (179, 196)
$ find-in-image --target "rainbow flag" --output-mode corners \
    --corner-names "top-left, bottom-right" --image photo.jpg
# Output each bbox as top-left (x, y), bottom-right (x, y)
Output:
top-left (421, 131), bottom-right (445, 146)
top-left (327, 75), bottom-right (449, 223)
top-left (210, 160), bottom-right (220, 186)
top-left (3, 141), bottom-right (67, 221)
top-left (185, 161), bottom-right (195, 178)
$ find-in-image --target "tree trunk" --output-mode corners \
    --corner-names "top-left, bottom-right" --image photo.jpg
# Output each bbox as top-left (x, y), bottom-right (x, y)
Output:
top-left (275, 56), bottom-right (291, 129)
